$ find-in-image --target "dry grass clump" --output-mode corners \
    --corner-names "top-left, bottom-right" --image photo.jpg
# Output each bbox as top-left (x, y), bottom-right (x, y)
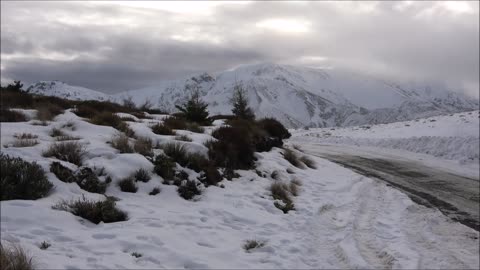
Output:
top-left (282, 149), bottom-right (304, 169)
top-left (53, 196), bottom-right (127, 224)
top-left (49, 128), bottom-right (66, 137)
top-left (110, 133), bottom-right (133, 153)
top-left (175, 134), bottom-right (192, 142)
top-left (133, 137), bottom-right (153, 157)
top-left (43, 141), bottom-right (86, 166)
top-left (10, 133), bottom-right (39, 147)
top-left (0, 243), bottom-right (35, 270)
top-left (151, 123), bottom-right (176, 135)
top-left (36, 103), bottom-right (64, 122)
top-left (270, 181), bottom-right (295, 213)
top-left (133, 168), bottom-right (151, 182)
top-left (299, 155), bottom-right (316, 169)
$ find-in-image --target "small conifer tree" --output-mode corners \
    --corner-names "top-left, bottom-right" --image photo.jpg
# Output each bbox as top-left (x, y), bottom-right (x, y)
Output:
top-left (231, 84), bottom-right (255, 121)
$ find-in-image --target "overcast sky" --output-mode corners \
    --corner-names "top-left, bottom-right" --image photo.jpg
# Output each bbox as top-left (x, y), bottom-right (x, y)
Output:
top-left (1, 1), bottom-right (478, 97)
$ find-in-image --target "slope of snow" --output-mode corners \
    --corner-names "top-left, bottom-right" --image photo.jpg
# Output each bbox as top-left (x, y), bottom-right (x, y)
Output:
top-left (26, 81), bottom-right (110, 101)
top-left (1, 109), bottom-right (478, 269)
top-left (291, 111), bottom-right (480, 163)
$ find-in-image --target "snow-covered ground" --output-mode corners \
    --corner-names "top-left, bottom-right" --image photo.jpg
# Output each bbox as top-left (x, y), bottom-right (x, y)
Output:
top-left (1, 109), bottom-right (479, 269)
top-left (291, 111), bottom-right (480, 164)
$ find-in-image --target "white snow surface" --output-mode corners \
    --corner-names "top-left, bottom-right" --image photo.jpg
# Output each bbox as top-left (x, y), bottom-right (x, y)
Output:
top-left (291, 110), bottom-right (480, 164)
top-left (1, 109), bottom-right (479, 269)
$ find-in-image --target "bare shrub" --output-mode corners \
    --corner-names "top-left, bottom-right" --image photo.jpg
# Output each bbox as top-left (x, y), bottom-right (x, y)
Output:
top-left (153, 154), bottom-right (175, 180)
top-left (36, 103), bottom-right (63, 121)
top-left (43, 141), bottom-right (85, 165)
top-left (50, 161), bottom-right (75, 183)
top-left (186, 122), bottom-right (204, 133)
top-left (0, 243), bottom-right (34, 270)
top-left (49, 128), bottom-right (66, 137)
top-left (163, 116), bottom-right (187, 130)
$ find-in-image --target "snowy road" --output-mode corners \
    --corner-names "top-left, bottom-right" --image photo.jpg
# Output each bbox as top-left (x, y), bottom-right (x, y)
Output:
top-left (300, 143), bottom-right (480, 231)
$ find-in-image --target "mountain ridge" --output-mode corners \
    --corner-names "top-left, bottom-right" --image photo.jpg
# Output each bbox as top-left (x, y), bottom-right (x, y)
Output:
top-left (25, 63), bottom-right (479, 128)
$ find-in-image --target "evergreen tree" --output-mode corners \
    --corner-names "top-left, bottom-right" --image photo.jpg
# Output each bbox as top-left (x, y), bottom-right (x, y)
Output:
top-left (175, 86), bottom-right (210, 124)
top-left (231, 84), bottom-right (255, 121)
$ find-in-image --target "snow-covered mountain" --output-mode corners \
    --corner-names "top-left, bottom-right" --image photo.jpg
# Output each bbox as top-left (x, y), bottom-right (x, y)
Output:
top-left (25, 63), bottom-right (479, 128)
top-left (26, 81), bottom-right (110, 101)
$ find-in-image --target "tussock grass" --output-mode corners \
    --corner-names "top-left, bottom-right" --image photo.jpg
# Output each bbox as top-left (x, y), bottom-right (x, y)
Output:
top-left (0, 243), bottom-right (35, 270)
top-left (118, 177), bottom-right (138, 193)
top-left (133, 137), bottom-right (153, 157)
top-left (110, 133), bottom-right (133, 153)
top-left (300, 155), bottom-right (316, 169)
top-left (282, 149), bottom-right (304, 169)
top-left (43, 141), bottom-right (86, 166)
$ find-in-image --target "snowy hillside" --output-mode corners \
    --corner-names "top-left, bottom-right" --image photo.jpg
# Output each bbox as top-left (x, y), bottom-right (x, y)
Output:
top-left (291, 110), bottom-right (480, 164)
top-left (1, 107), bottom-right (478, 269)
top-left (26, 81), bottom-right (110, 101)
top-left (25, 63), bottom-right (479, 128)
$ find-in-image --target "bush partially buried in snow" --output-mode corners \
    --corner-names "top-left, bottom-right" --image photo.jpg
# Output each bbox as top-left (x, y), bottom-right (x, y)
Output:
top-left (1, 154), bottom-right (53, 200)
top-left (53, 196), bottom-right (127, 224)
top-left (43, 141), bottom-right (86, 166)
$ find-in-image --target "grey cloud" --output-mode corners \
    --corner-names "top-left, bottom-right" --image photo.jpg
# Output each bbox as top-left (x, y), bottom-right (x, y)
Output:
top-left (1, 1), bottom-right (478, 97)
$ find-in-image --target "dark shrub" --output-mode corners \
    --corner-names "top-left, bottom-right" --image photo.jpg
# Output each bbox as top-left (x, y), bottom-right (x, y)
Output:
top-left (209, 125), bottom-right (256, 170)
top-left (198, 165), bottom-right (222, 187)
top-left (110, 133), bottom-right (134, 153)
top-left (231, 84), bottom-right (255, 121)
top-left (243, 240), bottom-right (266, 252)
top-left (162, 143), bottom-right (188, 165)
top-left (151, 123), bottom-right (175, 135)
top-left (50, 127), bottom-right (66, 137)
top-left (74, 167), bottom-right (107, 194)
top-left (257, 118), bottom-right (291, 139)
top-left (153, 154), bottom-right (175, 180)
top-left (40, 241), bottom-right (51, 250)
top-left (50, 161), bottom-right (75, 183)
top-left (118, 177), bottom-right (138, 193)
top-left (177, 180), bottom-right (201, 200)
top-left (1, 154), bottom-right (53, 200)
top-left (134, 168), bottom-right (151, 182)
top-left (53, 196), bottom-right (127, 224)
top-left (36, 102), bottom-right (64, 121)
top-left (184, 153), bottom-right (209, 173)
top-left (134, 137), bottom-right (153, 157)
top-left (0, 243), bottom-right (35, 270)
top-left (91, 112), bottom-right (134, 137)
top-left (0, 108), bottom-right (27, 122)
top-left (186, 122), bottom-right (205, 133)
top-left (43, 141), bottom-right (86, 166)
top-left (175, 88), bottom-right (211, 125)
top-left (149, 187), bottom-right (161, 195)
top-left (163, 116), bottom-right (188, 130)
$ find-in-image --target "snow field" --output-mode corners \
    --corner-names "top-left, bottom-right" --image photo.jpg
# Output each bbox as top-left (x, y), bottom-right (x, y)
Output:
top-left (1, 109), bottom-right (479, 269)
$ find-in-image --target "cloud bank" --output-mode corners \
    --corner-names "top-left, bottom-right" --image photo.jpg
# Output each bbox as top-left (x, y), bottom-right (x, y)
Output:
top-left (1, 1), bottom-right (478, 97)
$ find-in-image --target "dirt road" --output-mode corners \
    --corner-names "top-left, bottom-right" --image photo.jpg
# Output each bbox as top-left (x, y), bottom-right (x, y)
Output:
top-left (302, 144), bottom-right (480, 231)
